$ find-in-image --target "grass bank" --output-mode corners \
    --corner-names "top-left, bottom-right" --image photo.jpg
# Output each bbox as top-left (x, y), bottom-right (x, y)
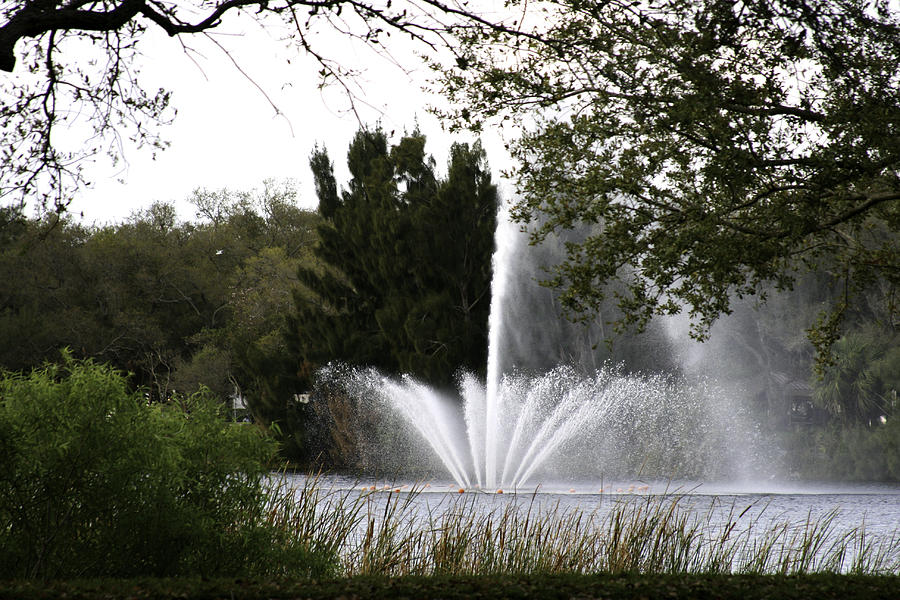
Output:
top-left (2, 573), bottom-right (899, 600)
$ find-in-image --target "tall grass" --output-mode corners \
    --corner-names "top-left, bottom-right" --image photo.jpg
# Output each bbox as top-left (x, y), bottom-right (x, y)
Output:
top-left (266, 479), bottom-right (900, 577)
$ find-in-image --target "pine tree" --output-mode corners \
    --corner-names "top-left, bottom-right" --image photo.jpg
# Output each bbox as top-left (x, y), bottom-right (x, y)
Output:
top-left (288, 128), bottom-right (497, 387)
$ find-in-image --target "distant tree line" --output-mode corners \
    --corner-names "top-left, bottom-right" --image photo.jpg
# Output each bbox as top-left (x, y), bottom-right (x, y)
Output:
top-left (0, 180), bottom-right (316, 406)
top-left (0, 128), bottom-right (502, 462)
top-left (2, 124), bottom-right (898, 478)
top-left (677, 265), bottom-right (900, 480)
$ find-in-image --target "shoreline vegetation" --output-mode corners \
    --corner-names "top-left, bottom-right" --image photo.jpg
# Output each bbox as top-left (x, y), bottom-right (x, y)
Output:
top-left (260, 476), bottom-right (900, 579)
top-left (2, 357), bottom-right (898, 591)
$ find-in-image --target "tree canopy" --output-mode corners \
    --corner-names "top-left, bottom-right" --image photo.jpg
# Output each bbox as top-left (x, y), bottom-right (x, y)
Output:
top-left (289, 127), bottom-right (497, 387)
top-left (437, 0), bottom-right (900, 360)
top-left (0, 180), bottom-right (319, 404)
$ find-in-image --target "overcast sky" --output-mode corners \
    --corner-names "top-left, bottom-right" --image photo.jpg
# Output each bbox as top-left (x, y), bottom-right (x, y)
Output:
top-left (67, 12), bottom-right (515, 224)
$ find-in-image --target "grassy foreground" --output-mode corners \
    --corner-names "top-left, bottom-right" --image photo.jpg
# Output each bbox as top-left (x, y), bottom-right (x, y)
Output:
top-left (3, 358), bottom-right (898, 590)
top-left (2, 573), bottom-right (899, 600)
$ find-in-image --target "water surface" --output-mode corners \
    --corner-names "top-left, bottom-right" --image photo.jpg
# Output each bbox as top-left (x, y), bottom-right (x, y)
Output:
top-left (301, 474), bottom-right (900, 547)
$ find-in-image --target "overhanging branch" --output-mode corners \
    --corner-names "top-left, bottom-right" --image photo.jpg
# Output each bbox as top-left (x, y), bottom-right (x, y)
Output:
top-left (1, 0), bottom-right (146, 71)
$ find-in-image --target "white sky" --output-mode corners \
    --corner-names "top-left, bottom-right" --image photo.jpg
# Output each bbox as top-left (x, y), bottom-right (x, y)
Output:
top-left (67, 12), bottom-right (515, 224)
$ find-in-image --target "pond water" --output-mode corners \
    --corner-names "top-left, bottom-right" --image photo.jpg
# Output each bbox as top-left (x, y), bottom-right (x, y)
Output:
top-left (291, 474), bottom-right (900, 573)
top-left (308, 475), bottom-right (899, 531)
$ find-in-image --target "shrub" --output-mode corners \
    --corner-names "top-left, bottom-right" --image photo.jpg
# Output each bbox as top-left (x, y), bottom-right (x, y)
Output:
top-left (0, 354), bottom-right (337, 579)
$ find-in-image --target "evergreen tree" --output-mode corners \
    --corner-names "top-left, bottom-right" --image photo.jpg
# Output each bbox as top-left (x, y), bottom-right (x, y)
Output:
top-left (289, 128), bottom-right (497, 387)
top-left (293, 130), bottom-right (404, 374)
top-left (400, 141), bottom-right (497, 382)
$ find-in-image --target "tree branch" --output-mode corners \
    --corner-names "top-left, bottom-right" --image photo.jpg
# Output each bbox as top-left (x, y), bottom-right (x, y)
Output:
top-left (1, 0), bottom-right (147, 71)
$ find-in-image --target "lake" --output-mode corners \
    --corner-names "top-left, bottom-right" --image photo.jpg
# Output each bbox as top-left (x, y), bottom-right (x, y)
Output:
top-left (289, 474), bottom-right (900, 574)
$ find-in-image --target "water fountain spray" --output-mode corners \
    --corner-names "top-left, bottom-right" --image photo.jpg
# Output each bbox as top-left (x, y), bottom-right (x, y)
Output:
top-left (334, 203), bottom-right (761, 488)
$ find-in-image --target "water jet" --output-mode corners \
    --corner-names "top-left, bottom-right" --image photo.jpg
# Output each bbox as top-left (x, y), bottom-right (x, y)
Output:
top-left (330, 204), bottom-right (765, 488)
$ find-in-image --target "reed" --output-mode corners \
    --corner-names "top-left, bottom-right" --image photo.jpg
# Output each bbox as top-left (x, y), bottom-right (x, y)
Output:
top-left (260, 473), bottom-right (365, 577)
top-left (264, 479), bottom-right (900, 578)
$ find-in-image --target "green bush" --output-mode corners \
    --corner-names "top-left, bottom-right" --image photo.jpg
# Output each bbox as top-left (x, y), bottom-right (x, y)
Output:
top-left (0, 354), bottom-right (337, 579)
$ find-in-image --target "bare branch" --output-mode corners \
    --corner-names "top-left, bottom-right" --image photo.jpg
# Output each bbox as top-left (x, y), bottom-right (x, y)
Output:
top-left (1, 0), bottom-right (514, 211)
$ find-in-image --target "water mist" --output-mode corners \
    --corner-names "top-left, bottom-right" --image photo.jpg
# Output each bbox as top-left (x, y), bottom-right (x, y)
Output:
top-left (327, 203), bottom-right (767, 488)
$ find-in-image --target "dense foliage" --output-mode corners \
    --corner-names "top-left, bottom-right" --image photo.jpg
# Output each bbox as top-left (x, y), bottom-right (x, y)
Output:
top-left (0, 182), bottom-right (325, 458)
top-left (0, 182), bottom-right (316, 394)
top-left (438, 0), bottom-right (900, 362)
top-left (787, 418), bottom-right (900, 481)
top-left (813, 327), bottom-right (900, 424)
top-left (289, 128), bottom-right (497, 387)
top-left (0, 356), bottom-right (337, 579)
top-left (663, 264), bottom-right (900, 479)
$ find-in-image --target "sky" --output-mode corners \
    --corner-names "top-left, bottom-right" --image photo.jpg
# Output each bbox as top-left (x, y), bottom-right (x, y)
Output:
top-left (67, 11), bottom-right (515, 224)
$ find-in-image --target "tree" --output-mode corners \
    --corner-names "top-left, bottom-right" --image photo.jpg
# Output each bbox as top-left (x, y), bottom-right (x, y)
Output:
top-left (438, 0), bottom-right (900, 361)
top-left (292, 129), bottom-right (405, 376)
top-left (0, 182), bottom-right (320, 406)
top-left (289, 127), bottom-right (497, 386)
top-left (0, 0), bottom-right (517, 213)
top-left (148, 183), bottom-right (321, 409)
top-left (813, 326), bottom-right (900, 424)
top-left (0, 204), bottom-right (234, 398)
top-left (399, 140), bottom-right (497, 380)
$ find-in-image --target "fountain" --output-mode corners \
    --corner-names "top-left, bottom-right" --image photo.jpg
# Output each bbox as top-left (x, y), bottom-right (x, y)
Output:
top-left (304, 201), bottom-right (900, 573)
top-left (327, 204), bottom-right (766, 489)
top-left (356, 365), bottom-right (626, 489)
